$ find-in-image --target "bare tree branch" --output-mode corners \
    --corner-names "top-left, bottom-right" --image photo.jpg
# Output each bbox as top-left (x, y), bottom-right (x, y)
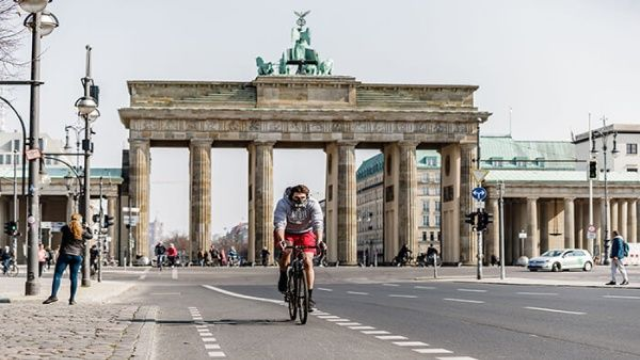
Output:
top-left (0, 0), bottom-right (25, 79)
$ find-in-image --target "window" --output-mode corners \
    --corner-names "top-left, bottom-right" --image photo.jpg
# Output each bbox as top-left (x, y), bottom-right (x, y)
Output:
top-left (534, 157), bottom-right (545, 168)
top-left (513, 157), bottom-right (527, 168)
top-left (5, 154), bottom-right (11, 165)
top-left (422, 215), bottom-right (430, 226)
top-left (423, 201), bottom-right (430, 211)
top-left (0, 156), bottom-right (3, 165)
top-left (627, 143), bottom-right (638, 155)
top-left (627, 167), bottom-right (638, 173)
top-left (422, 186), bottom-right (428, 195)
top-left (435, 201), bottom-right (441, 211)
top-left (435, 215), bottom-right (441, 226)
top-left (489, 157), bottom-right (503, 168)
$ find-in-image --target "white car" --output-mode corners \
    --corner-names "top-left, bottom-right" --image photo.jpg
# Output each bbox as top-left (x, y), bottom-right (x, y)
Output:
top-left (527, 249), bottom-right (594, 272)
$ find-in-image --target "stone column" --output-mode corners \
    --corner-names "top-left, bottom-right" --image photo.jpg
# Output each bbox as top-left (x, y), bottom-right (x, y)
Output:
top-left (611, 200), bottom-right (619, 236)
top-left (460, 144), bottom-right (477, 264)
top-left (526, 197), bottom-right (539, 258)
top-left (189, 140), bottom-right (212, 260)
top-left (619, 200), bottom-right (628, 239)
top-left (564, 198), bottom-right (575, 249)
top-left (248, 141), bottom-right (274, 265)
top-left (108, 196), bottom-right (118, 259)
top-left (324, 144), bottom-right (339, 263)
top-left (576, 200), bottom-right (584, 250)
top-left (489, 198), bottom-right (500, 262)
top-left (398, 142), bottom-right (418, 254)
top-left (383, 143), bottom-right (400, 263)
top-left (129, 139), bottom-right (151, 258)
top-left (629, 199), bottom-right (638, 243)
top-left (336, 142), bottom-right (357, 265)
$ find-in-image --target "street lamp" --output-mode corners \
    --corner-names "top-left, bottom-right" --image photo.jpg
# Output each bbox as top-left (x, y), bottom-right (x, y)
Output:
top-left (76, 45), bottom-right (99, 287)
top-left (590, 117), bottom-right (618, 265)
top-left (17, 0), bottom-right (58, 296)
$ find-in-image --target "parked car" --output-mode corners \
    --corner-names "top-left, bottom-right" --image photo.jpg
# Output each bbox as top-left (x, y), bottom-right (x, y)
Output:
top-left (528, 249), bottom-right (594, 272)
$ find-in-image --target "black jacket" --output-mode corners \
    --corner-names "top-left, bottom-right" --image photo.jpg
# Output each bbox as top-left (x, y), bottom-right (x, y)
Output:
top-left (60, 225), bottom-right (93, 256)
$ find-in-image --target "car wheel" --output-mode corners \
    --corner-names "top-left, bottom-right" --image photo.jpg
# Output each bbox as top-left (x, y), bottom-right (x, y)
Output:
top-left (583, 261), bottom-right (593, 272)
top-left (551, 263), bottom-right (561, 272)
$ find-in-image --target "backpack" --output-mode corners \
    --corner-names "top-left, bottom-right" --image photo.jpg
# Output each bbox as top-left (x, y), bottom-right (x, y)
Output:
top-left (623, 241), bottom-right (630, 257)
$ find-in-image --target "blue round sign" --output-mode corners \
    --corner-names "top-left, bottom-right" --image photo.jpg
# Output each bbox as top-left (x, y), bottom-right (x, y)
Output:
top-left (471, 187), bottom-right (487, 201)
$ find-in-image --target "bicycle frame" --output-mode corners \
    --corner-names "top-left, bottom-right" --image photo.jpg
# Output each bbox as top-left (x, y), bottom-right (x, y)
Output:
top-left (284, 245), bottom-right (314, 325)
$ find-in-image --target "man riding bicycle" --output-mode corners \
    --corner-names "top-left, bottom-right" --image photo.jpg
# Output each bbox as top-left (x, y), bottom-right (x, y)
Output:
top-left (275, 184), bottom-right (324, 310)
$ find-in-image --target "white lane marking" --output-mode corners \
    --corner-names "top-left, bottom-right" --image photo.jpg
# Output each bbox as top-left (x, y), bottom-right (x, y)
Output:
top-left (150, 292), bottom-right (181, 296)
top-left (317, 288), bottom-right (333, 292)
top-left (193, 317), bottom-right (203, 320)
top-left (208, 352), bottom-right (226, 358)
top-left (197, 328), bottom-right (209, 332)
top-left (139, 267), bottom-right (151, 280)
top-left (435, 357), bottom-right (477, 360)
top-left (337, 322), bottom-right (361, 326)
top-left (347, 291), bottom-right (369, 295)
top-left (172, 268), bottom-right (178, 280)
top-left (525, 306), bottom-right (585, 315)
top-left (414, 286), bottom-right (436, 290)
top-left (326, 318), bottom-right (350, 322)
top-left (443, 298), bottom-right (485, 304)
top-left (318, 315), bottom-right (339, 319)
top-left (603, 295), bottom-right (640, 300)
top-left (202, 285), bottom-right (284, 305)
top-left (414, 349), bottom-right (453, 354)
top-left (362, 330), bottom-right (390, 335)
top-left (382, 283), bottom-right (400, 287)
top-left (517, 292), bottom-right (558, 296)
top-left (205, 344), bottom-right (221, 350)
top-left (376, 335), bottom-right (408, 340)
top-left (350, 326), bottom-right (375, 330)
top-left (389, 294), bottom-right (417, 299)
top-left (393, 341), bottom-right (429, 347)
top-left (457, 289), bottom-right (487, 293)
top-left (202, 337), bottom-right (217, 342)
top-left (311, 311), bottom-right (330, 316)
top-left (200, 333), bottom-right (214, 337)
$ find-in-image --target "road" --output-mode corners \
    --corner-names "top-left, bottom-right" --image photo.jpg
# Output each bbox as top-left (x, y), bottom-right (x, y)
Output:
top-left (107, 266), bottom-right (640, 360)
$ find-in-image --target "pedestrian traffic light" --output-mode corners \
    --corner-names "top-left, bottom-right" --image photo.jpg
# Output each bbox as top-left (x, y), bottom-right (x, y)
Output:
top-left (478, 210), bottom-right (493, 232)
top-left (103, 215), bottom-right (115, 228)
top-left (4, 221), bottom-right (18, 236)
top-left (464, 212), bottom-right (476, 226)
top-left (588, 159), bottom-right (598, 179)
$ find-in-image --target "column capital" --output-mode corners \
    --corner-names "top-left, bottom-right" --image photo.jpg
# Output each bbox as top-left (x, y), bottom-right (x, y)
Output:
top-left (253, 140), bottom-right (276, 148)
top-left (189, 139), bottom-right (213, 147)
top-left (129, 139), bottom-right (149, 147)
top-left (398, 141), bottom-right (419, 149)
top-left (336, 140), bottom-right (358, 147)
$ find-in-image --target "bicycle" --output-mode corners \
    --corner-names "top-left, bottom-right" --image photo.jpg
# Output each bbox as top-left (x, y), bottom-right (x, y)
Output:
top-left (3, 257), bottom-right (18, 277)
top-left (284, 245), bottom-right (314, 325)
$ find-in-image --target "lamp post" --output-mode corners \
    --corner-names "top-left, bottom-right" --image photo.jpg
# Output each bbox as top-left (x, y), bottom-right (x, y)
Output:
top-left (75, 45), bottom-right (99, 287)
top-left (18, 0), bottom-right (59, 296)
top-left (591, 117), bottom-right (618, 265)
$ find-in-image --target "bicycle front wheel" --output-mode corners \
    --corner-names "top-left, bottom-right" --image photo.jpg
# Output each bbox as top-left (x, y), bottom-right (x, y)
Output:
top-left (287, 271), bottom-right (297, 321)
top-left (297, 270), bottom-right (309, 325)
top-left (9, 264), bottom-right (19, 277)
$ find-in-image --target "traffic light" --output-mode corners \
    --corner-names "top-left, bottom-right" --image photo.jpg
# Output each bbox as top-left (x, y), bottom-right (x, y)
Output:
top-left (4, 221), bottom-right (18, 236)
top-left (464, 212), bottom-right (476, 226)
top-left (104, 215), bottom-right (115, 228)
top-left (92, 214), bottom-right (100, 224)
top-left (588, 159), bottom-right (598, 179)
top-left (478, 210), bottom-right (494, 232)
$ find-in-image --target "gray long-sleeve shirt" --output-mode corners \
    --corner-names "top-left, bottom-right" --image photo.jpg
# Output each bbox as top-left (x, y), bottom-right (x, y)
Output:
top-left (273, 195), bottom-right (323, 234)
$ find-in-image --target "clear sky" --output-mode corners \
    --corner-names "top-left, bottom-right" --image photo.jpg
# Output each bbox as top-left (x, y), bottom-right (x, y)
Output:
top-left (3, 0), bottom-right (639, 235)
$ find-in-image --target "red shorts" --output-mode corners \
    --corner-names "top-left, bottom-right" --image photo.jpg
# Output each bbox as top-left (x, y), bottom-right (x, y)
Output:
top-left (275, 231), bottom-right (317, 255)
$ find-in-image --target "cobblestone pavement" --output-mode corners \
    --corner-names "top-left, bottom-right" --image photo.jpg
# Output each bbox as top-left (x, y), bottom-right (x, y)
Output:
top-left (0, 302), bottom-right (157, 360)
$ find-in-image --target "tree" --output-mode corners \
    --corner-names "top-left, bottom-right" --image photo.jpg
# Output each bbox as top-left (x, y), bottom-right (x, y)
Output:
top-left (0, 0), bottom-right (23, 78)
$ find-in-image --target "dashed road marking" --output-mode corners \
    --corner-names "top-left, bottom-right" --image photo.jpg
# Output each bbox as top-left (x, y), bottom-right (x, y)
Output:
top-left (389, 294), bottom-right (417, 299)
top-left (443, 298), bottom-right (485, 304)
top-left (457, 288), bottom-right (487, 293)
top-left (337, 322), bottom-right (361, 326)
top-left (414, 285), bottom-right (436, 290)
top-left (414, 348), bottom-right (453, 354)
top-left (393, 341), bottom-right (429, 347)
top-left (382, 283), bottom-right (400, 287)
top-left (318, 315), bottom-right (340, 319)
top-left (524, 306), bottom-right (585, 315)
top-left (202, 337), bottom-right (217, 342)
top-left (436, 357), bottom-right (477, 360)
top-left (326, 318), bottom-right (350, 322)
top-left (350, 326), bottom-right (375, 330)
top-left (317, 288), bottom-right (333, 292)
top-left (207, 352), bottom-right (226, 358)
top-left (205, 344), bottom-right (221, 350)
top-left (172, 268), bottom-right (178, 280)
top-left (603, 295), bottom-right (640, 300)
top-left (190, 306), bottom-right (226, 358)
top-left (347, 291), bottom-right (369, 295)
top-left (362, 330), bottom-right (390, 335)
top-left (517, 292), bottom-right (558, 296)
top-left (376, 335), bottom-right (408, 340)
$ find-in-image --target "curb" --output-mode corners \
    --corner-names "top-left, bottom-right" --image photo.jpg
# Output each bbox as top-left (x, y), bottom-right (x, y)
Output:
top-left (132, 305), bottom-right (159, 360)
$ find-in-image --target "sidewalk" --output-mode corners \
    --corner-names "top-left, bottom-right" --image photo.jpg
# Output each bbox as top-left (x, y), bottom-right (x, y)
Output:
top-left (0, 270), bottom-right (156, 360)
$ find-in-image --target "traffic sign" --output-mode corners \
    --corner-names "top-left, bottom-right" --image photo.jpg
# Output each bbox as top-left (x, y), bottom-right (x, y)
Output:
top-left (473, 169), bottom-right (490, 183)
top-left (587, 225), bottom-right (596, 233)
top-left (471, 187), bottom-right (487, 201)
top-left (587, 231), bottom-right (596, 240)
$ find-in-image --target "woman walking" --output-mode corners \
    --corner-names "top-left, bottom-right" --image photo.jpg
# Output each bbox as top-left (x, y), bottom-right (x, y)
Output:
top-left (43, 213), bottom-right (92, 305)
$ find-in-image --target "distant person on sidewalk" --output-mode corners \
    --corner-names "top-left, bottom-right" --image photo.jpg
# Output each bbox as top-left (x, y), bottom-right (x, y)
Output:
top-left (38, 243), bottom-right (47, 277)
top-left (1, 246), bottom-right (11, 275)
top-left (606, 230), bottom-right (629, 286)
top-left (154, 242), bottom-right (166, 270)
top-left (43, 213), bottom-right (93, 305)
top-left (45, 247), bottom-right (54, 270)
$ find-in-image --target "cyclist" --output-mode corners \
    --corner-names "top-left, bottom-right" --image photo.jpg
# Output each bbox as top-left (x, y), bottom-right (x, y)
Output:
top-left (395, 243), bottom-right (412, 266)
top-left (1, 246), bottom-right (11, 275)
top-left (275, 184), bottom-right (324, 310)
top-left (426, 244), bottom-right (438, 266)
top-left (154, 242), bottom-right (167, 270)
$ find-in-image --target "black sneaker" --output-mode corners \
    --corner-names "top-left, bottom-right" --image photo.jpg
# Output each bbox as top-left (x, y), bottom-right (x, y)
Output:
top-left (606, 281), bottom-right (617, 286)
top-left (278, 273), bottom-right (287, 293)
top-left (308, 298), bottom-right (316, 312)
top-left (621, 280), bottom-right (629, 286)
top-left (43, 296), bottom-right (58, 304)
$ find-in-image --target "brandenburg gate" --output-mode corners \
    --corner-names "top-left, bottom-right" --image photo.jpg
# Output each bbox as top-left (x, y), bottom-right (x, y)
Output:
top-left (118, 13), bottom-right (491, 265)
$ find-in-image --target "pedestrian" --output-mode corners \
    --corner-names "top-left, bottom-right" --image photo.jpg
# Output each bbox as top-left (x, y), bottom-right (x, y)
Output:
top-left (43, 213), bottom-right (93, 305)
top-left (490, 254), bottom-right (499, 267)
top-left (606, 230), bottom-right (629, 286)
top-left (45, 247), bottom-right (54, 270)
top-left (38, 243), bottom-right (47, 277)
top-left (260, 247), bottom-right (270, 267)
top-left (166, 243), bottom-right (178, 268)
top-left (154, 242), bottom-right (166, 270)
top-left (197, 250), bottom-right (205, 267)
top-left (90, 244), bottom-right (99, 276)
top-left (1, 246), bottom-right (11, 275)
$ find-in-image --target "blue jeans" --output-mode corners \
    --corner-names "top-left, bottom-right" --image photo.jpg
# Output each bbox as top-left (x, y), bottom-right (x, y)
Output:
top-left (2, 258), bottom-right (10, 274)
top-left (51, 254), bottom-right (83, 300)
